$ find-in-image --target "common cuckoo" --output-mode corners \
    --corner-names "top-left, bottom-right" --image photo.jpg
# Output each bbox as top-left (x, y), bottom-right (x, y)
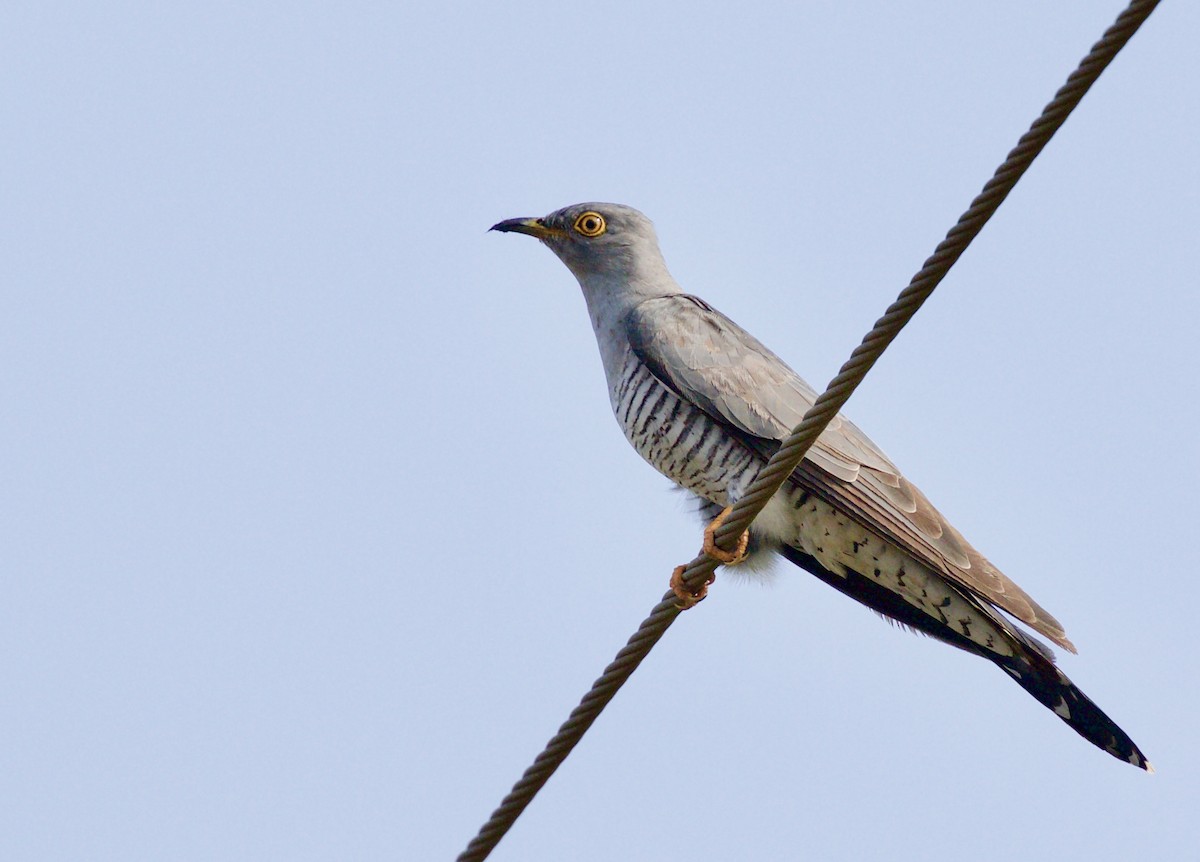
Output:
top-left (492, 202), bottom-right (1149, 770)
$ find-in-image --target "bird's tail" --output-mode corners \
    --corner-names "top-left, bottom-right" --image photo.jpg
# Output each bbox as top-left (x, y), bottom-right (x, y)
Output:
top-left (776, 545), bottom-right (1149, 769)
top-left (994, 647), bottom-right (1151, 771)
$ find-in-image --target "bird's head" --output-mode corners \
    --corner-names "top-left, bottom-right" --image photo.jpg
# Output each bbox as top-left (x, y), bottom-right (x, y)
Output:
top-left (491, 202), bottom-right (670, 286)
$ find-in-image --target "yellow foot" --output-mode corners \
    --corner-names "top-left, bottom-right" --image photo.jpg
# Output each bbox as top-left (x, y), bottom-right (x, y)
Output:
top-left (670, 565), bottom-right (715, 609)
top-left (703, 505), bottom-right (750, 565)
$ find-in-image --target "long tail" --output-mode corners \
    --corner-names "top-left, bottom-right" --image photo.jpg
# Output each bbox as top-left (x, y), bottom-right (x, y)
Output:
top-left (994, 647), bottom-right (1151, 771)
top-left (778, 545), bottom-right (1150, 770)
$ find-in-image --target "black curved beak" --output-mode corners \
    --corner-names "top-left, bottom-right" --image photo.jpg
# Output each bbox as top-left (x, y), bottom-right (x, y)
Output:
top-left (489, 217), bottom-right (561, 239)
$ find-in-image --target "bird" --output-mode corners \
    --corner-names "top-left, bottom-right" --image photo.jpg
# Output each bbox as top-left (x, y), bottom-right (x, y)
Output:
top-left (491, 201), bottom-right (1149, 771)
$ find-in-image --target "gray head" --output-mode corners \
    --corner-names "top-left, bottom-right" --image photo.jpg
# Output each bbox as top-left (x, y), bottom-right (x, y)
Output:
top-left (491, 202), bottom-right (674, 289)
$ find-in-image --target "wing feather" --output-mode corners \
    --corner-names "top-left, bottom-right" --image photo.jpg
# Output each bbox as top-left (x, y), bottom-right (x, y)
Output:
top-left (626, 295), bottom-right (1072, 651)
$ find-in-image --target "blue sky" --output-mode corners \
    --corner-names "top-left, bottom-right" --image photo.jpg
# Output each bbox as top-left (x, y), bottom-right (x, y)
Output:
top-left (3, 2), bottom-right (1197, 860)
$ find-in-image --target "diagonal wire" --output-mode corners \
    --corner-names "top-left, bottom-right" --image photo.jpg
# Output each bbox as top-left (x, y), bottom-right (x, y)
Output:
top-left (457, 2), bottom-right (1160, 859)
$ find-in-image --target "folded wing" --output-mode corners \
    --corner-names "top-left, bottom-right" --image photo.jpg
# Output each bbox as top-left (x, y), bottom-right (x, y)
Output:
top-left (625, 294), bottom-right (1072, 651)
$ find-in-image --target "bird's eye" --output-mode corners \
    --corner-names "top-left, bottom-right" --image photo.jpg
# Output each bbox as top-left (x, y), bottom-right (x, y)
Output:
top-left (573, 211), bottom-right (606, 237)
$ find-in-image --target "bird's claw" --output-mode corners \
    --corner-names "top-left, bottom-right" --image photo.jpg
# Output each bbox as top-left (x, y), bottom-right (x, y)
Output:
top-left (669, 506), bottom-right (746, 609)
top-left (670, 565), bottom-right (715, 609)
top-left (703, 505), bottom-right (750, 565)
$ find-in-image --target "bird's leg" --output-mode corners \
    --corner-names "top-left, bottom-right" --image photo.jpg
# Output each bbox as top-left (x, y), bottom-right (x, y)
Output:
top-left (670, 565), bottom-right (715, 609)
top-left (702, 505), bottom-right (750, 565)
top-left (670, 505), bottom-right (750, 607)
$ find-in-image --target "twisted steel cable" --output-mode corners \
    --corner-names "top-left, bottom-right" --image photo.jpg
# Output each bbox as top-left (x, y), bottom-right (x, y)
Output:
top-left (458, 2), bottom-right (1160, 859)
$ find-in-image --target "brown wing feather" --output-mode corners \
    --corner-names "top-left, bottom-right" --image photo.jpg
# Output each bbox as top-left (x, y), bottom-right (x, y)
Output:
top-left (796, 458), bottom-right (1074, 651)
top-left (627, 295), bottom-right (1074, 652)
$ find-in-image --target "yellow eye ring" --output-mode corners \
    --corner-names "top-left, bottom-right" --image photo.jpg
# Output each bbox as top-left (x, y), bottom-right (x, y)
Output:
top-left (573, 211), bottom-right (606, 237)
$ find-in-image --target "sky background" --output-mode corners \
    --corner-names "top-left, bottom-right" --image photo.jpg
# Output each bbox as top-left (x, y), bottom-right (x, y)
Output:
top-left (4, 2), bottom-right (1198, 860)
